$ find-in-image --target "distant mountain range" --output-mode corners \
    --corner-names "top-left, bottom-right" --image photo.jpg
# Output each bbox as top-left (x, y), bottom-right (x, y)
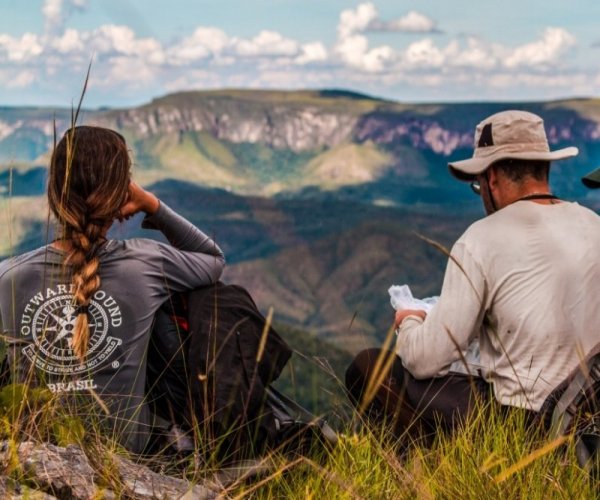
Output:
top-left (2, 89), bottom-right (600, 351)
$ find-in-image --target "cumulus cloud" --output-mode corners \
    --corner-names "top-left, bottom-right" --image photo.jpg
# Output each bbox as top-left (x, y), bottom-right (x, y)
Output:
top-left (167, 27), bottom-right (326, 68)
top-left (338, 3), bottom-right (438, 37)
top-left (43, 0), bottom-right (89, 36)
top-left (0, 1), bottom-right (592, 104)
top-left (335, 5), bottom-right (391, 72)
top-left (338, 3), bottom-right (378, 39)
top-left (0, 33), bottom-right (43, 62)
top-left (504, 27), bottom-right (576, 68)
top-left (295, 42), bottom-right (328, 65)
top-left (334, 4), bottom-right (438, 73)
top-left (90, 25), bottom-right (165, 64)
top-left (336, 33), bottom-right (395, 72)
top-left (168, 27), bottom-right (229, 64)
top-left (232, 31), bottom-right (299, 57)
top-left (368, 10), bottom-right (439, 33)
top-left (51, 28), bottom-right (85, 53)
top-left (403, 39), bottom-right (445, 68)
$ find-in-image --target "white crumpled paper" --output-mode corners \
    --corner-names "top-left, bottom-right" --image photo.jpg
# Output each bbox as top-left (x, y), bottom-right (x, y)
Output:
top-left (389, 284), bottom-right (481, 376)
top-left (388, 284), bottom-right (439, 312)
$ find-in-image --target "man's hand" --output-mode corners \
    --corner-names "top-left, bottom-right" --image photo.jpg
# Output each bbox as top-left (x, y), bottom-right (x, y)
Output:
top-left (394, 309), bottom-right (427, 329)
top-left (119, 181), bottom-right (160, 220)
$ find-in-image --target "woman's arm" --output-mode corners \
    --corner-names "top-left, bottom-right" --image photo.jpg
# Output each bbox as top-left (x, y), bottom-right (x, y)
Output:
top-left (122, 181), bottom-right (225, 290)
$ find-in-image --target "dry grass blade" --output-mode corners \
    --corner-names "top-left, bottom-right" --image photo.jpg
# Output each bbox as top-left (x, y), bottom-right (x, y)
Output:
top-left (443, 325), bottom-right (472, 375)
top-left (479, 452), bottom-right (507, 473)
top-left (256, 306), bottom-right (273, 363)
top-left (493, 435), bottom-right (569, 484)
top-left (300, 456), bottom-right (364, 499)
top-left (229, 456), bottom-right (304, 500)
top-left (358, 326), bottom-right (397, 415)
top-left (73, 59), bottom-right (92, 128)
top-left (413, 231), bottom-right (482, 303)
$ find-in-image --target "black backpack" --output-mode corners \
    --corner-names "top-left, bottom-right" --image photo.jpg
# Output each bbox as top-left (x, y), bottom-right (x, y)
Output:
top-left (147, 283), bottom-right (337, 460)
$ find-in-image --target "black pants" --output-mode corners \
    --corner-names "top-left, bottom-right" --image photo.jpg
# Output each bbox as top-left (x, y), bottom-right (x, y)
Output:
top-left (146, 298), bottom-right (192, 428)
top-left (345, 348), bottom-right (494, 438)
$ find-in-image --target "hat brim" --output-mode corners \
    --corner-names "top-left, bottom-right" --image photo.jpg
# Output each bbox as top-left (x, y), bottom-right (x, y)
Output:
top-left (448, 147), bottom-right (579, 181)
top-left (582, 167), bottom-right (600, 189)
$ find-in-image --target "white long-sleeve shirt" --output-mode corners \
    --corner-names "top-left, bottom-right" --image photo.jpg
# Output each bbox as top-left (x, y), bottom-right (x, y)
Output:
top-left (397, 200), bottom-right (600, 411)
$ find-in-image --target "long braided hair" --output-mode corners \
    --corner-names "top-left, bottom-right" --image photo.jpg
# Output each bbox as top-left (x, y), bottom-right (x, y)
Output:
top-left (48, 126), bottom-right (130, 361)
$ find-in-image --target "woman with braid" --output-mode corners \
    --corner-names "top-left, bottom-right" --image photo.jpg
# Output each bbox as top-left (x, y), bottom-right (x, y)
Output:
top-left (0, 126), bottom-right (225, 453)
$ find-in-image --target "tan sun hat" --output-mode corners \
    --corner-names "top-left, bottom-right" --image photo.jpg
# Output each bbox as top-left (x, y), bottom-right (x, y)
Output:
top-left (582, 167), bottom-right (600, 188)
top-left (448, 110), bottom-right (579, 181)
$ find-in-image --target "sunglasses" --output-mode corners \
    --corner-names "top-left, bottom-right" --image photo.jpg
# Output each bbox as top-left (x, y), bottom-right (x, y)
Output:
top-left (470, 180), bottom-right (481, 195)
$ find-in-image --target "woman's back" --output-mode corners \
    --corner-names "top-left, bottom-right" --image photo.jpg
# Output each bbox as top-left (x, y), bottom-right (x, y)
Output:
top-left (0, 127), bottom-right (225, 452)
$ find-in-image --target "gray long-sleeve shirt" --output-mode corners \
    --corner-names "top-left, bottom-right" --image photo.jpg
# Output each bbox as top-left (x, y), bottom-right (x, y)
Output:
top-left (0, 202), bottom-right (225, 452)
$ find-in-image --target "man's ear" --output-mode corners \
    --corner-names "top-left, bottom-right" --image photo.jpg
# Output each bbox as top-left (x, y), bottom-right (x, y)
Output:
top-left (487, 165), bottom-right (500, 191)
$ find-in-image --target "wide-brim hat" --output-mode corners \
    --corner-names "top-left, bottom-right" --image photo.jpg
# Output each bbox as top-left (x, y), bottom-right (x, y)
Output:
top-left (448, 110), bottom-right (578, 181)
top-left (582, 167), bottom-right (600, 188)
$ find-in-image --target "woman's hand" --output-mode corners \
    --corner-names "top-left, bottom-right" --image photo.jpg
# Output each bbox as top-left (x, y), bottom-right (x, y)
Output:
top-left (119, 181), bottom-right (160, 220)
top-left (394, 309), bottom-right (427, 329)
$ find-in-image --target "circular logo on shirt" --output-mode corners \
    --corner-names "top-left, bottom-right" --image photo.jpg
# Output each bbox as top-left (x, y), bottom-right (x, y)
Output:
top-left (21, 287), bottom-right (123, 377)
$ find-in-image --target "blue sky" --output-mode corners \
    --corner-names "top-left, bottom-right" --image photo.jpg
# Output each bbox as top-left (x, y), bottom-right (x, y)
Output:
top-left (1, 0), bottom-right (600, 107)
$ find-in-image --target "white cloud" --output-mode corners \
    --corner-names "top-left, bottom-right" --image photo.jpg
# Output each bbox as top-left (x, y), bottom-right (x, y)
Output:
top-left (335, 5), bottom-right (394, 73)
top-left (168, 27), bottom-right (229, 64)
top-left (505, 27), bottom-right (576, 68)
top-left (98, 56), bottom-right (159, 88)
top-left (0, 2), bottom-right (592, 104)
top-left (335, 33), bottom-right (395, 72)
top-left (338, 3), bottom-right (378, 39)
top-left (369, 10), bottom-right (439, 33)
top-left (51, 28), bottom-right (84, 53)
top-left (295, 42), bottom-right (328, 65)
top-left (90, 25), bottom-right (164, 64)
top-left (403, 39), bottom-right (445, 68)
top-left (338, 3), bottom-right (438, 37)
top-left (0, 33), bottom-right (43, 62)
top-left (43, 0), bottom-right (89, 35)
top-left (232, 30), bottom-right (299, 57)
top-left (6, 70), bottom-right (37, 88)
top-left (449, 38), bottom-right (500, 70)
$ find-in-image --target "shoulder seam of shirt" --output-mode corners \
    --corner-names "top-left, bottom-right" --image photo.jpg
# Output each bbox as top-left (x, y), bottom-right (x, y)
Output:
top-left (0, 247), bottom-right (54, 279)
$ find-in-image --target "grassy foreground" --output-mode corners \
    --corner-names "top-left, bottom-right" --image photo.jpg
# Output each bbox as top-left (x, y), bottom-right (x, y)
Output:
top-left (0, 375), bottom-right (597, 498)
top-left (226, 401), bottom-right (597, 499)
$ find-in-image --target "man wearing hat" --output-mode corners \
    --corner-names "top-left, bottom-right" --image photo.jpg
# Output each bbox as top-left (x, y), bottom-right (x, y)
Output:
top-left (346, 110), bottom-right (600, 435)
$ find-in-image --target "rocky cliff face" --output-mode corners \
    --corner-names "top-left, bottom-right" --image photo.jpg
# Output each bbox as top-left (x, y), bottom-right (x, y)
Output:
top-left (2, 91), bottom-right (600, 164)
top-left (354, 114), bottom-right (474, 155)
top-left (98, 102), bottom-right (359, 153)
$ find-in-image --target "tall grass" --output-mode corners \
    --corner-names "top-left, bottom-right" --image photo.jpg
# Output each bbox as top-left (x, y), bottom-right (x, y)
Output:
top-left (0, 369), bottom-right (596, 498)
top-left (226, 400), bottom-right (597, 498)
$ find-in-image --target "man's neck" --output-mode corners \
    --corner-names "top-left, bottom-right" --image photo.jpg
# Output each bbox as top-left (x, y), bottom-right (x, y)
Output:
top-left (497, 179), bottom-right (555, 208)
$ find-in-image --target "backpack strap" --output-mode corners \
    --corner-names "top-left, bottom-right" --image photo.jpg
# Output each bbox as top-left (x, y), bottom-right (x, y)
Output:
top-left (265, 386), bottom-right (338, 447)
top-left (549, 342), bottom-right (600, 437)
top-left (549, 352), bottom-right (600, 468)
top-left (549, 363), bottom-right (597, 438)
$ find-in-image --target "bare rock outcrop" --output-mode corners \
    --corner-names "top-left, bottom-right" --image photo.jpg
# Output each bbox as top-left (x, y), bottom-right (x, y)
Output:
top-left (0, 440), bottom-right (221, 499)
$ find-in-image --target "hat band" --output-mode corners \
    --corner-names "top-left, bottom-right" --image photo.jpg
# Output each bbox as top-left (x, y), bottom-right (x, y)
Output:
top-left (473, 142), bottom-right (550, 159)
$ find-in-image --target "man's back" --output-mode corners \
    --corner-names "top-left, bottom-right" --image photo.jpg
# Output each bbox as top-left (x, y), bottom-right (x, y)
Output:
top-left (463, 200), bottom-right (600, 408)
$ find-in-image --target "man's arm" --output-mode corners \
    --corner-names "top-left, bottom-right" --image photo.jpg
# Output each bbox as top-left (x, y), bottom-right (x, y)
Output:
top-left (395, 241), bottom-right (487, 379)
